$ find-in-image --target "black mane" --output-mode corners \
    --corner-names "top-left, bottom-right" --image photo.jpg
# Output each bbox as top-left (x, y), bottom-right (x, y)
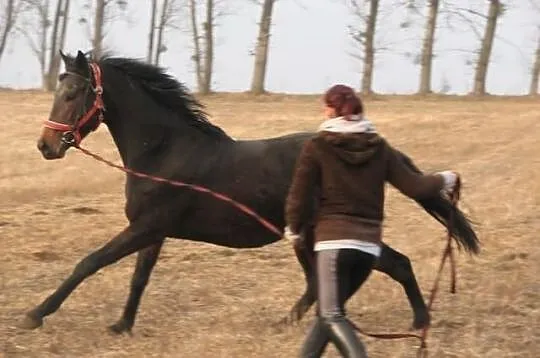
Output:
top-left (99, 56), bottom-right (230, 139)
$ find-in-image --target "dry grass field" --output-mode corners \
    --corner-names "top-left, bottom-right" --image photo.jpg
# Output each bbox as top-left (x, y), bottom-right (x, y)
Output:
top-left (0, 90), bottom-right (539, 358)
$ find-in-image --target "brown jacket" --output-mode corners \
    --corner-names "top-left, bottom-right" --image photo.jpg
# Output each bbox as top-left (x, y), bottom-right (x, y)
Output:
top-left (285, 131), bottom-right (444, 244)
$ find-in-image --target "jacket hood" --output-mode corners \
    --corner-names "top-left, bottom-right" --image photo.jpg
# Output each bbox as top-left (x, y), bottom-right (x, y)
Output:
top-left (316, 116), bottom-right (383, 165)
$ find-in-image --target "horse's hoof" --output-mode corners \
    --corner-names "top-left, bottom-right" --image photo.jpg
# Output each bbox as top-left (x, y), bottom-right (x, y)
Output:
top-left (108, 320), bottom-right (133, 336)
top-left (411, 312), bottom-right (431, 330)
top-left (281, 313), bottom-right (299, 326)
top-left (18, 313), bottom-right (43, 330)
top-left (277, 316), bottom-right (291, 327)
top-left (269, 318), bottom-right (288, 334)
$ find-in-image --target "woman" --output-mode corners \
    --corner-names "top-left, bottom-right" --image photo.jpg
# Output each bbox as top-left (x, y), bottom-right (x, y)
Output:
top-left (284, 84), bottom-right (459, 358)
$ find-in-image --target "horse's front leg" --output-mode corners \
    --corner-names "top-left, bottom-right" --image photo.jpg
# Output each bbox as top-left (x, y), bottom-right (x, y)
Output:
top-left (374, 244), bottom-right (430, 330)
top-left (286, 227), bottom-right (317, 324)
top-left (19, 225), bottom-right (161, 330)
top-left (109, 240), bottom-right (165, 334)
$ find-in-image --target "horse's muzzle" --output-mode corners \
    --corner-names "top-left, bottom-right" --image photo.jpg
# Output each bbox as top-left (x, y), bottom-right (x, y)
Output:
top-left (37, 138), bottom-right (66, 160)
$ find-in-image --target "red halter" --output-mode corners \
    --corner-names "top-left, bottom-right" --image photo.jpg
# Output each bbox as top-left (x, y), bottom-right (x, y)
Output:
top-left (43, 62), bottom-right (105, 146)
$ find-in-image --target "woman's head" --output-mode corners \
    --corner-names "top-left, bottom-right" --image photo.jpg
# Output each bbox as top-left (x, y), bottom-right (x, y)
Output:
top-left (323, 84), bottom-right (363, 120)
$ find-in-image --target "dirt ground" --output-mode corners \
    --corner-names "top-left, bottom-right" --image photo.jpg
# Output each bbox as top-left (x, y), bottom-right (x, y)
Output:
top-left (0, 91), bottom-right (539, 358)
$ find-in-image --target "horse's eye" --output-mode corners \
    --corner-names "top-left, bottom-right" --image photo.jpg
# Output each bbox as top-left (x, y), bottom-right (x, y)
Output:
top-left (64, 83), bottom-right (79, 101)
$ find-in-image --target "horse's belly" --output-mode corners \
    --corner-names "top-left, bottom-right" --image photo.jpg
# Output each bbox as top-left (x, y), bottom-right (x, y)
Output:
top-left (167, 210), bottom-right (281, 249)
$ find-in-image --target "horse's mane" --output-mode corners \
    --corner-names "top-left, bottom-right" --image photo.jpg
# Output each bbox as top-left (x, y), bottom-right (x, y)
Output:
top-left (99, 55), bottom-right (230, 139)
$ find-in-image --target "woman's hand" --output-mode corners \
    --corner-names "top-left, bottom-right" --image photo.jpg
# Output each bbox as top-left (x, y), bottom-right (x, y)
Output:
top-left (284, 226), bottom-right (301, 243)
top-left (437, 170), bottom-right (461, 199)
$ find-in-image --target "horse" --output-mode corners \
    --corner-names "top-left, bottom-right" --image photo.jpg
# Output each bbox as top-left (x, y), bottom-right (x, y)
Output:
top-left (23, 50), bottom-right (479, 335)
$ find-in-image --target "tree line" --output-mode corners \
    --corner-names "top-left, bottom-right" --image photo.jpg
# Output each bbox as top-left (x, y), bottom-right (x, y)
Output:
top-left (0, 0), bottom-right (539, 96)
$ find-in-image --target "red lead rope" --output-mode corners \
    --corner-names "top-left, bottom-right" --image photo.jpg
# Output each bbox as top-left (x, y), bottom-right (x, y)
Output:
top-left (74, 145), bottom-right (282, 237)
top-left (73, 145), bottom-right (459, 356)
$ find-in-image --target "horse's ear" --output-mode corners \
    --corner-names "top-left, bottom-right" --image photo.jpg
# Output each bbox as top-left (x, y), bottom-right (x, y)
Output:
top-left (84, 49), bottom-right (94, 61)
top-left (59, 49), bottom-right (74, 68)
top-left (59, 49), bottom-right (69, 64)
top-left (74, 50), bottom-right (89, 74)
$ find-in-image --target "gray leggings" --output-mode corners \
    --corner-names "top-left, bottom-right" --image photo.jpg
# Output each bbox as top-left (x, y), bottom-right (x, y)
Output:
top-left (316, 248), bottom-right (376, 320)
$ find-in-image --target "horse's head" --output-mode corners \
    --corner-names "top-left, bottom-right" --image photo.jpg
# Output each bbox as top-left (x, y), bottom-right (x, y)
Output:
top-left (37, 50), bottom-right (105, 160)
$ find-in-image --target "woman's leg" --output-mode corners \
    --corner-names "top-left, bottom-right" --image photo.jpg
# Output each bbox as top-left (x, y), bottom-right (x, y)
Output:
top-left (316, 249), bottom-right (374, 358)
top-left (327, 250), bottom-right (375, 357)
top-left (299, 315), bottom-right (329, 357)
top-left (299, 249), bottom-right (375, 357)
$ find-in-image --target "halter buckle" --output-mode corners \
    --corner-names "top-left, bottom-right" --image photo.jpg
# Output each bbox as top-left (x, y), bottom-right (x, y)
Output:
top-left (61, 131), bottom-right (77, 146)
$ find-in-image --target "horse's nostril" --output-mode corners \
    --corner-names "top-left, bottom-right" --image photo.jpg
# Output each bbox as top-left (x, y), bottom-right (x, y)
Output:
top-left (37, 139), bottom-right (47, 151)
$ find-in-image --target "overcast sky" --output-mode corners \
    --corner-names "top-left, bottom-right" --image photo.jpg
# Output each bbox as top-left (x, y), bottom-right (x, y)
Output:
top-left (0, 0), bottom-right (538, 94)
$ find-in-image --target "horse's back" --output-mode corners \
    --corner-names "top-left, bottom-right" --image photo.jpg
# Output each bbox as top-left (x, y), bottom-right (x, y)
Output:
top-left (166, 131), bottom-right (315, 248)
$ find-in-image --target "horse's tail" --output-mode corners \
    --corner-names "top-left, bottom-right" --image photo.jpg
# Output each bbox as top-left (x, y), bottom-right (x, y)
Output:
top-left (417, 196), bottom-right (480, 255)
top-left (398, 150), bottom-right (480, 255)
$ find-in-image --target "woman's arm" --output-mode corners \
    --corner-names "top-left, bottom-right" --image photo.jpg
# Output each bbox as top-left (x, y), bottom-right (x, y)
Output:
top-left (385, 142), bottom-right (457, 199)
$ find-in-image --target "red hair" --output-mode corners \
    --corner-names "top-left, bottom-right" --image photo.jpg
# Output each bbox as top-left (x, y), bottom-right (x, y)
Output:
top-left (323, 84), bottom-right (363, 119)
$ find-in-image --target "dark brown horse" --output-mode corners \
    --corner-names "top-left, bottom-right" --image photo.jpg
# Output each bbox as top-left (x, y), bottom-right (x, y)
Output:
top-left (23, 50), bottom-right (479, 335)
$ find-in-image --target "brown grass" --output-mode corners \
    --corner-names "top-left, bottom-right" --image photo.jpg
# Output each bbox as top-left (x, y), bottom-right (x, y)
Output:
top-left (1, 91), bottom-right (539, 358)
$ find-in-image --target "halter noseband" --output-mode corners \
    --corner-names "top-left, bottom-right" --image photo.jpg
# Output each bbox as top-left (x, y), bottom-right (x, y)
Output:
top-left (43, 62), bottom-right (105, 146)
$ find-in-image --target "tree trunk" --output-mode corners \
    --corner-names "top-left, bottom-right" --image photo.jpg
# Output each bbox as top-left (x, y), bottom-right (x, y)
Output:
top-left (58, 0), bottom-right (71, 54)
top-left (361, 0), bottom-right (379, 96)
top-left (147, 0), bottom-right (157, 63)
top-left (49, 0), bottom-right (70, 89)
top-left (472, 0), bottom-right (500, 96)
top-left (529, 33), bottom-right (539, 96)
top-left (189, 0), bottom-right (203, 92)
top-left (249, 0), bottom-right (276, 95)
top-left (45, 0), bottom-right (71, 91)
top-left (0, 0), bottom-right (16, 63)
top-left (93, 0), bottom-right (106, 59)
top-left (48, 0), bottom-right (63, 67)
top-left (201, 0), bottom-right (213, 94)
top-left (39, 0), bottom-right (50, 89)
top-left (418, 0), bottom-right (439, 94)
top-left (154, 0), bottom-right (169, 65)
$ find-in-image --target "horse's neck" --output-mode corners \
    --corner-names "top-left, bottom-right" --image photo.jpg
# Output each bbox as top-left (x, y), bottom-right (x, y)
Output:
top-left (99, 71), bottom-right (229, 168)
top-left (104, 117), bottom-right (163, 166)
top-left (103, 97), bottom-right (218, 168)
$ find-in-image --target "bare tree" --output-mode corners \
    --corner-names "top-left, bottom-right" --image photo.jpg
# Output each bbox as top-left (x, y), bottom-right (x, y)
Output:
top-left (189, 0), bottom-right (216, 94)
top-left (147, 0), bottom-right (157, 63)
top-left (18, 0), bottom-right (71, 90)
top-left (44, 0), bottom-right (70, 90)
top-left (18, 0), bottom-right (51, 88)
top-left (189, 0), bottom-right (203, 90)
top-left (78, 0), bottom-right (127, 59)
top-left (472, 0), bottom-right (503, 95)
top-left (399, 1), bottom-right (508, 95)
top-left (0, 0), bottom-right (21, 63)
top-left (530, 30), bottom-right (540, 96)
top-left (348, 0), bottom-right (380, 95)
top-left (153, 0), bottom-right (182, 65)
top-left (18, 0), bottom-right (72, 90)
top-left (418, 0), bottom-right (439, 94)
top-left (249, 0), bottom-right (277, 94)
top-left (154, 0), bottom-right (168, 65)
top-left (92, 0), bottom-right (105, 58)
top-left (202, 0), bottom-right (213, 94)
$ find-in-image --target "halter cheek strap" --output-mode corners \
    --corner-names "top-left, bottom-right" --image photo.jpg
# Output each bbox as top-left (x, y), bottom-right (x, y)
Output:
top-left (43, 62), bottom-right (105, 146)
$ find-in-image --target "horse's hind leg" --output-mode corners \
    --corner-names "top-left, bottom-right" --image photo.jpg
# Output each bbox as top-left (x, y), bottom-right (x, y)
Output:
top-left (374, 244), bottom-right (430, 330)
top-left (109, 239), bottom-right (165, 334)
top-left (285, 228), bottom-right (317, 325)
top-left (19, 225), bottom-right (161, 330)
